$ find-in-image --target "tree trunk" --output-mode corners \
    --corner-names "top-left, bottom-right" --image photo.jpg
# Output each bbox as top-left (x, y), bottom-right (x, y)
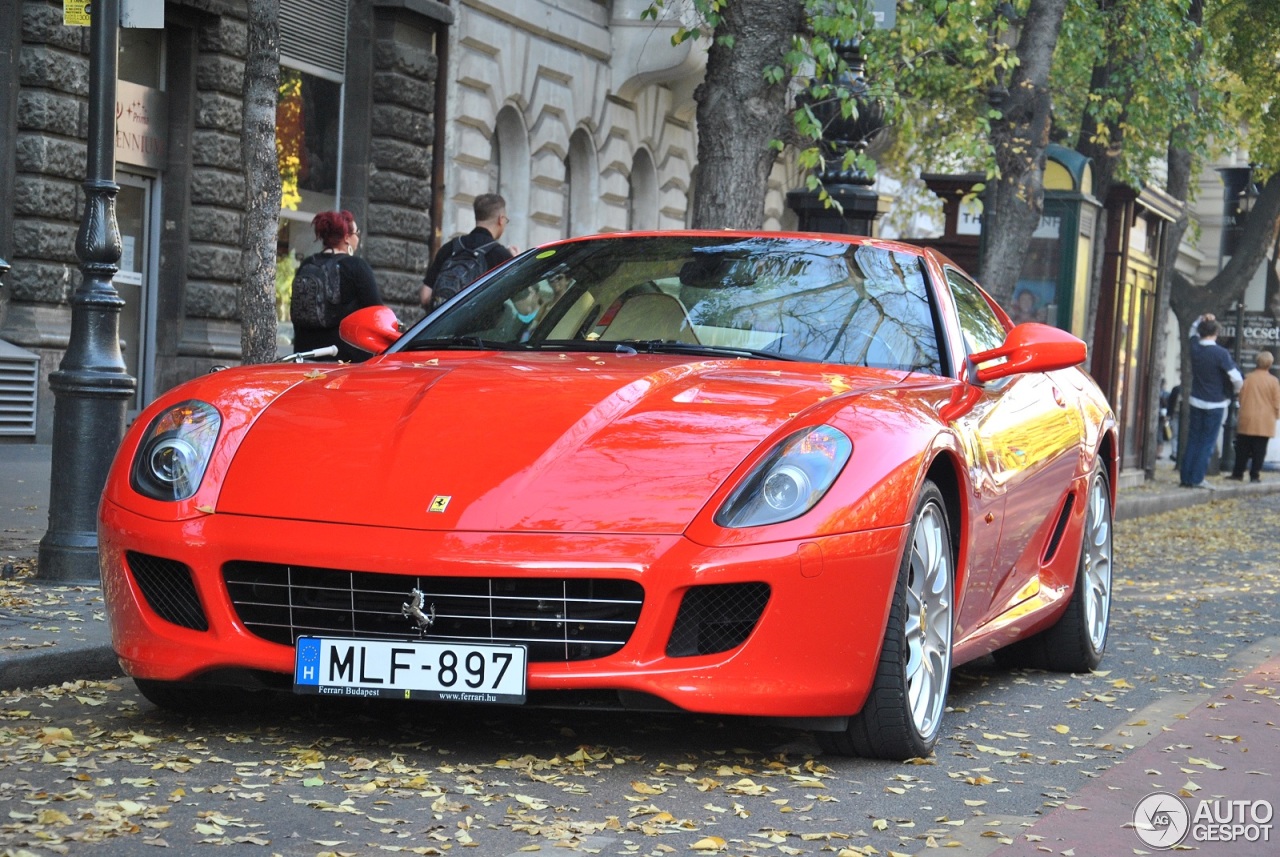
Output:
top-left (1148, 0), bottom-right (1202, 480)
top-left (1077, 54), bottom-right (1126, 350)
top-left (689, 0), bottom-right (805, 229)
top-left (1168, 176), bottom-right (1280, 474)
top-left (977, 0), bottom-right (1068, 308)
top-left (1171, 177), bottom-right (1280, 325)
top-left (239, 0), bottom-right (282, 365)
top-left (1148, 142), bottom-right (1191, 479)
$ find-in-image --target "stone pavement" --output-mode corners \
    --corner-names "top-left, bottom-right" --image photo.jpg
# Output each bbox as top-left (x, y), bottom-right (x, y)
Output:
top-left (2, 441), bottom-right (1278, 855)
top-left (0, 443), bottom-right (117, 690)
top-left (987, 649), bottom-right (1280, 855)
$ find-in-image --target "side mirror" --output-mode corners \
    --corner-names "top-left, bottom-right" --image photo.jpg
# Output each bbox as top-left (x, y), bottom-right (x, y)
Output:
top-left (968, 322), bottom-right (1087, 383)
top-left (340, 306), bottom-right (401, 354)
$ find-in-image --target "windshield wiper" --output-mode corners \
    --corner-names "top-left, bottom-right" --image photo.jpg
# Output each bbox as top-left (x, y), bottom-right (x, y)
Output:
top-left (524, 339), bottom-right (639, 355)
top-left (626, 340), bottom-right (795, 361)
top-left (403, 335), bottom-right (527, 351)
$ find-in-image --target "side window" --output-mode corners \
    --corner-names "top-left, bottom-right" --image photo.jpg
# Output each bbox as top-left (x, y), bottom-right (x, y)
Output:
top-left (946, 269), bottom-right (1007, 358)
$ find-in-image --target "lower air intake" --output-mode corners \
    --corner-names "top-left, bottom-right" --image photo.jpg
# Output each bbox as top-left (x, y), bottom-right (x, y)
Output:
top-left (666, 582), bottom-right (770, 657)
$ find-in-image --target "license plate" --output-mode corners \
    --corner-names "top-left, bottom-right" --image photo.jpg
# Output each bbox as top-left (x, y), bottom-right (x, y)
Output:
top-left (293, 637), bottom-right (527, 704)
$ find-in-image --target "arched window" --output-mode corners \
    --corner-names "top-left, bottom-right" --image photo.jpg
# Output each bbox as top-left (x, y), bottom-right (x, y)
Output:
top-left (494, 105), bottom-right (531, 250)
top-left (629, 148), bottom-right (658, 231)
top-left (565, 128), bottom-right (598, 238)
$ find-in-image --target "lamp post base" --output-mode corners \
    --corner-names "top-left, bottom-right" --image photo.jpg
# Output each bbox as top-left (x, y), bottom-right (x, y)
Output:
top-left (786, 183), bottom-right (886, 237)
top-left (36, 532), bottom-right (103, 586)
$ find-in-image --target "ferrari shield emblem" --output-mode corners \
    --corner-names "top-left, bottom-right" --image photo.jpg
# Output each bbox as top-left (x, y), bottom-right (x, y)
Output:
top-left (428, 495), bottom-right (451, 513)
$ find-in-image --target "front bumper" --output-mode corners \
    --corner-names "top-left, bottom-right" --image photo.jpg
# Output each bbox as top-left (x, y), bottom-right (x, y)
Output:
top-left (100, 498), bottom-right (906, 719)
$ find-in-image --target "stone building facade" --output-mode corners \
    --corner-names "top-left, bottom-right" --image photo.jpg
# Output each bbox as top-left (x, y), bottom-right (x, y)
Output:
top-left (1, 0), bottom-right (449, 441)
top-left (435, 0), bottom-right (798, 254)
top-left (0, 0), bottom-right (802, 443)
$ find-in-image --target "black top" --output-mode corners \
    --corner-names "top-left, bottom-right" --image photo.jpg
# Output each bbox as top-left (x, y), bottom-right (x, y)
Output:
top-left (422, 227), bottom-right (514, 288)
top-left (1189, 339), bottom-right (1239, 405)
top-left (292, 251), bottom-right (383, 362)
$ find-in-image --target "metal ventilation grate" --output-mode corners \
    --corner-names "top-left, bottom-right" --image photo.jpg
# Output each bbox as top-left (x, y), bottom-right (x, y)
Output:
top-left (223, 562), bottom-right (645, 663)
top-left (280, 0), bottom-right (347, 78)
top-left (0, 339), bottom-right (39, 437)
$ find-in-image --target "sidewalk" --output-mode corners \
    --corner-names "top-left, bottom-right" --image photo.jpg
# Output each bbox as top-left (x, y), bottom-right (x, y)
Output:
top-left (988, 650), bottom-right (1280, 856)
top-left (0, 443), bottom-right (116, 689)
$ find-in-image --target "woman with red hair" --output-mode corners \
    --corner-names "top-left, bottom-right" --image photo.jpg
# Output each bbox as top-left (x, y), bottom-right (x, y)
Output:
top-left (291, 210), bottom-right (383, 361)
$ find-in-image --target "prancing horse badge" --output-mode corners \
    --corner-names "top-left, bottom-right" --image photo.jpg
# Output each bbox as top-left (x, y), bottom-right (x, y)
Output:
top-left (428, 495), bottom-right (451, 513)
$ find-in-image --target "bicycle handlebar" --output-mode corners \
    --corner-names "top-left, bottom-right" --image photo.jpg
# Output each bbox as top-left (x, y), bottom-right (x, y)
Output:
top-left (282, 345), bottom-right (339, 363)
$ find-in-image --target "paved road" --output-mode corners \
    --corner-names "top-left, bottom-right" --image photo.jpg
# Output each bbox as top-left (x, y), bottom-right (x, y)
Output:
top-left (3, 493), bottom-right (1277, 856)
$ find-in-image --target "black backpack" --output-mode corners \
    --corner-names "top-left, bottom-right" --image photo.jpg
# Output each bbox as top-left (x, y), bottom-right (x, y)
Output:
top-left (430, 239), bottom-right (499, 309)
top-left (291, 254), bottom-right (344, 328)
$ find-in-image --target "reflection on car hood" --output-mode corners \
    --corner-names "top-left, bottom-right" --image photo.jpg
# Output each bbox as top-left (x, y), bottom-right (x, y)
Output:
top-left (216, 352), bottom-right (900, 533)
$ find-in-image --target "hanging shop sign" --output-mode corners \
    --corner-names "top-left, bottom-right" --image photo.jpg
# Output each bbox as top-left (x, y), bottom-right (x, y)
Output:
top-left (115, 80), bottom-right (167, 169)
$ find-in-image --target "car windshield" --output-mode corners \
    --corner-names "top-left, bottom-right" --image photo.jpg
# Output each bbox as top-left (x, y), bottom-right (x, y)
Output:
top-left (396, 235), bottom-right (944, 373)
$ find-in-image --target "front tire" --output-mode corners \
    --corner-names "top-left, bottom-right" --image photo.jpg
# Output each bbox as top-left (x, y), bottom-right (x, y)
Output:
top-left (817, 481), bottom-right (954, 759)
top-left (995, 465), bottom-right (1113, 672)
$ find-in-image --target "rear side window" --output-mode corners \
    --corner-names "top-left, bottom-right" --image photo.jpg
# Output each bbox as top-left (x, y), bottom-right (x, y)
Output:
top-left (946, 269), bottom-right (1007, 358)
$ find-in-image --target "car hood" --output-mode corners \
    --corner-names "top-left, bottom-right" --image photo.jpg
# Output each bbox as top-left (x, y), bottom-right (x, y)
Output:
top-left (216, 352), bottom-right (898, 534)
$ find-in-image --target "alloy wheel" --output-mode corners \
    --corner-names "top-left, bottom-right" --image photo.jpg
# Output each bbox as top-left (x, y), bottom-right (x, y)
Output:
top-left (903, 500), bottom-right (953, 741)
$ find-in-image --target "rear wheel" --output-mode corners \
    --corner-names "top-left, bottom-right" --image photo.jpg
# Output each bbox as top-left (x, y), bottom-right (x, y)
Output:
top-left (994, 465), bottom-right (1112, 672)
top-left (817, 481), bottom-right (954, 759)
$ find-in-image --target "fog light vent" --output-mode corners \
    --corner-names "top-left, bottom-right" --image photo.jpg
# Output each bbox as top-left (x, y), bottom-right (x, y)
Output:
top-left (667, 582), bottom-right (770, 657)
top-left (126, 551), bottom-right (209, 631)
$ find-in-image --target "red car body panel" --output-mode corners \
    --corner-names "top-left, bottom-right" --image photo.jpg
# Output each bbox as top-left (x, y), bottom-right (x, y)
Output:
top-left (98, 230), bottom-right (1118, 727)
top-left (100, 502), bottom-right (906, 717)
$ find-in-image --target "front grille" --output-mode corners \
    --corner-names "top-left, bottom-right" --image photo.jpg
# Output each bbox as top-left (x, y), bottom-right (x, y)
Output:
top-left (223, 562), bottom-right (644, 662)
top-left (666, 582), bottom-right (770, 657)
top-left (126, 551), bottom-right (209, 631)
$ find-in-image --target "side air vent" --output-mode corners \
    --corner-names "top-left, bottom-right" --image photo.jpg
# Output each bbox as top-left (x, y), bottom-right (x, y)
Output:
top-left (126, 551), bottom-right (209, 631)
top-left (1042, 492), bottom-right (1076, 565)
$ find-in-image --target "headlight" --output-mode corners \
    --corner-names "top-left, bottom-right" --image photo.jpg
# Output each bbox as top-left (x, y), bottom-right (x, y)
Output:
top-left (715, 425), bottom-right (852, 528)
top-left (130, 401), bottom-right (221, 501)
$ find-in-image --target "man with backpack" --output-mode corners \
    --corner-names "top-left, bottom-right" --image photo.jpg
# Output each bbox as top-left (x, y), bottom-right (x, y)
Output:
top-left (420, 193), bottom-right (517, 312)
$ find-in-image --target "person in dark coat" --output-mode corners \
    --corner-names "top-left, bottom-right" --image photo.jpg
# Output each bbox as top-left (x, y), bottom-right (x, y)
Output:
top-left (292, 210), bottom-right (383, 362)
top-left (1180, 314), bottom-right (1243, 488)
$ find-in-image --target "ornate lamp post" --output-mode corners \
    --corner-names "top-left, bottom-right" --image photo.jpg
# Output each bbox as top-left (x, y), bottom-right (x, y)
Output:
top-left (786, 38), bottom-right (888, 235)
top-left (37, 0), bottom-right (137, 583)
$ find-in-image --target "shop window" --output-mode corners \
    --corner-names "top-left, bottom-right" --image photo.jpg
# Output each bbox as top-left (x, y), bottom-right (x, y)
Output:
top-left (277, 68), bottom-right (342, 205)
top-left (119, 27), bottom-right (163, 88)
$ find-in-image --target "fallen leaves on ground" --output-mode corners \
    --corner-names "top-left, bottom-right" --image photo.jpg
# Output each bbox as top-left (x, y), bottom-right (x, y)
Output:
top-left (2, 495), bottom-right (1278, 855)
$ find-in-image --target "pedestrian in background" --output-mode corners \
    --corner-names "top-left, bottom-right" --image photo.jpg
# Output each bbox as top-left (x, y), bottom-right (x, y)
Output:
top-left (420, 193), bottom-right (517, 311)
top-left (1229, 350), bottom-right (1280, 483)
top-left (292, 210), bottom-right (384, 362)
top-left (1180, 314), bottom-right (1243, 489)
